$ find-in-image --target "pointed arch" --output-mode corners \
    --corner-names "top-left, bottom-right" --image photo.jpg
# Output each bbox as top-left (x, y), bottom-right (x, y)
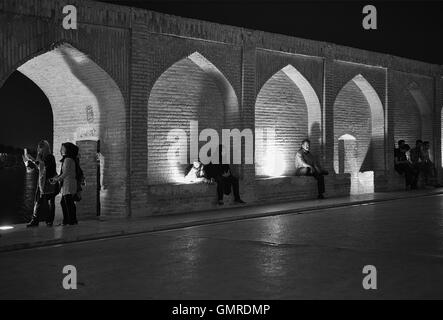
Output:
top-left (255, 64), bottom-right (322, 177)
top-left (147, 51), bottom-right (240, 184)
top-left (333, 74), bottom-right (385, 174)
top-left (408, 82), bottom-right (433, 143)
top-left (7, 43), bottom-right (127, 217)
top-left (394, 81), bottom-right (433, 147)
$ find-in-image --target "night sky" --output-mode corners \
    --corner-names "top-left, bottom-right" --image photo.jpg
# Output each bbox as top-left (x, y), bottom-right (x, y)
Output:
top-left (0, 71), bottom-right (52, 151)
top-left (97, 0), bottom-right (443, 65)
top-left (1, 1), bottom-right (443, 152)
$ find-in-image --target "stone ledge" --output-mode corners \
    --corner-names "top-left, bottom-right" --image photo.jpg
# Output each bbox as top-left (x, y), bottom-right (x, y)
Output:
top-left (148, 182), bottom-right (216, 197)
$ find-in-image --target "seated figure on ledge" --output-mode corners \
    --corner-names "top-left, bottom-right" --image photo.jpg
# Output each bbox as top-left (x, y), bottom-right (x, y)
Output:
top-left (184, 161), bottom-right (214, 184)
top-left (204, 145), bottom-right (246, 206)
top-left (294, 139), bottom-right (329, 199)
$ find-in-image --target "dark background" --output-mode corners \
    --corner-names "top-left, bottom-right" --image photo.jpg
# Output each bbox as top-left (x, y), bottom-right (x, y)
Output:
top-left (97, 0), bottom-right (443, 64)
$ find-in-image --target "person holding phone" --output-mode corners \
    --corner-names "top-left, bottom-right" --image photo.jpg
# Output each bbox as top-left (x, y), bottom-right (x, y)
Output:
top-left (23, 140), bottom-right (58, 227)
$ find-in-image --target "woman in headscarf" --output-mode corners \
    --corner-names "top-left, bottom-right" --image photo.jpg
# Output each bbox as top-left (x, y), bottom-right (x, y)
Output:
top-left (50, 142), bottom-right (79, 225)
top-left (23, 140), bottom-right (58, 227)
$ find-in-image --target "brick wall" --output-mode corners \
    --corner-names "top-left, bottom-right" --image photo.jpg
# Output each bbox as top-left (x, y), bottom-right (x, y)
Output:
top-left (255, 70), bottom-right (308, 176)
top-left (0, 0), bottom-right (131, 217)
top-left (391, 71), bottom-right (435, 150)
top-left (333, 79), bottom-right (372, 173)
top-left (147, 56), bottom-right (225, 184)
top-left (393, 90), bottom-right (422, 146)
top-left (16, 44), bottom-right (127, 217)
top-left (328, 61), bottom-right (387, 174)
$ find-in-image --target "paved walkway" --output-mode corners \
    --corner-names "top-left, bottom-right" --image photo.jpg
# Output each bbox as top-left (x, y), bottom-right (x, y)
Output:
top-left (1, 188), bottom-right (442, 253)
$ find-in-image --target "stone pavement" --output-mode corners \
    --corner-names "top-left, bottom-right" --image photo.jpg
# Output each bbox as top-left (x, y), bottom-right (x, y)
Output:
top-left (1, 188), bottom-right (442, 253)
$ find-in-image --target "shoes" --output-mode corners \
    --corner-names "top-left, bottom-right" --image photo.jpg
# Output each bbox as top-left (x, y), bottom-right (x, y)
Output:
top-left (217, 200), bottom-right (224, 205)
top-left (234, 199), bottom-right (246, 204)
top-left (46, 222), bottom-right (53, 227)
top-left (70, 221), bottom-right (78, 225)
top-left (318, 194), bottom-right (325, 199)
top-left (26, 220), bottom-right (39, 228)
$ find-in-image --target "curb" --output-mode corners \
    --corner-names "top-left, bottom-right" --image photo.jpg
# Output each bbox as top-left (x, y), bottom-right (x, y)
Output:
top-left (1, 190), bottom-right (442, 253)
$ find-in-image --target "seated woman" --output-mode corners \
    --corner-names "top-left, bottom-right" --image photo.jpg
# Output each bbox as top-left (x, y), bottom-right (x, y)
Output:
top-left (184, 161), bottom-right (214, 184)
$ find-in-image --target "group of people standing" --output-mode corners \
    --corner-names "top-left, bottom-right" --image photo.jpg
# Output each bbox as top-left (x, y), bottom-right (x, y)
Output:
top-left (394, 139), bottom-right (438, 189)
top-left (23, 140), bottom-right (83, 227)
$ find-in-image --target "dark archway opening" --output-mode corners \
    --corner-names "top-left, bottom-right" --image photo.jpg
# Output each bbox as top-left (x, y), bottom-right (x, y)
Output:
top-left (0, 70), bottom-right (53, 224)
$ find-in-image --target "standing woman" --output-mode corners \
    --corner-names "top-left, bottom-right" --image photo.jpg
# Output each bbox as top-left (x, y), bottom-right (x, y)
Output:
top-left (51, 142), bottom-right (78, 225)
top-left (23, 140), bottom-right (58, 227)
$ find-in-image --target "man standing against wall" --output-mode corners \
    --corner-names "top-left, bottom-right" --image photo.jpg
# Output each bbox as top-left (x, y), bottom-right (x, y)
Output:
top-left (295, 139), bottom-right (329, 199)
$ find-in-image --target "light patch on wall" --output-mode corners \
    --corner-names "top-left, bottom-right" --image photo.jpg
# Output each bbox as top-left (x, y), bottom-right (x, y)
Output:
top-left (262, 146), bottom-right (286, 177)
top-left (148, 51), bottom-right (240, 185)
top-left (255, 64), bottom-right (321, 177)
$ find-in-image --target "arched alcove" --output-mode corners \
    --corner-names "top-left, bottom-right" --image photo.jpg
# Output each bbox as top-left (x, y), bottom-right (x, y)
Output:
top-left (333, 74), bottom-right (384, 175)
top-left (394, 82), bottom-right (433, 147)
top-left (0, 71), bottom-right (53, 224)
top-left (255, 65), bottom-right (321, 177)
top-left (147, 52), bottom-right (240, 184)
top-left (4, 43), bottom-right (128, 217)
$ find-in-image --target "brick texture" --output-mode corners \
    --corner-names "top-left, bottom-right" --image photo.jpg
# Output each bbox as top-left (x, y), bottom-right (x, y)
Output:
top-left (147, 56), bottom-right (225, 184)
top-left (255, 70), bottom-right (309, 176)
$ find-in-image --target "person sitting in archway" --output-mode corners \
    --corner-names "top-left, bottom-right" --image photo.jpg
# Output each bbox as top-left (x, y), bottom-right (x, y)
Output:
top-left (394, 144), bottom-right (418, 189)
top-left (184, 161), bottom-right (214, 184)
top-left (394, 139), bottom-right (405, 160)
top-left (410, 139), bottom-right (424, 187)
top-left (410, 140), bottom-right (423, 165)
top-left (205, 145), bottom-right (245, 205)
top-left (421, 141), bottom-right (440, 187)
top-left (295, 139), bottom-right (329, 199)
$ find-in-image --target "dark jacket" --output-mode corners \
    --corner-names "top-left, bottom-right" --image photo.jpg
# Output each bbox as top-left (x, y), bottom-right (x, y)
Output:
top-left (204, 163), bottom-right (230, 179)
top-left (28, 154), bottom-right (57, 194)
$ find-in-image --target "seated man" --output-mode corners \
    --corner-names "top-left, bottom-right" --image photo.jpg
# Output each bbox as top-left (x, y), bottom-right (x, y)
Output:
top-left (394, 144), bottom-right (418, 189)
top-left (295, 139), bottom-right (328, 199)
top-left (184, 161), bottom-right (213, 184)
top-left (394, 139), bottom-right (405, 161)
top-left (421, 141), bottom-right (439, 187)
top-left (205, 145), bottom-right (245, 205)
top-left (410, 139), bottom-right (423, 167)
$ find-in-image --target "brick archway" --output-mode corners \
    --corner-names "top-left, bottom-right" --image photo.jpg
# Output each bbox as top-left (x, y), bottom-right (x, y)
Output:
top-left (8, 43), bottom-right (127, 218)
top-left (255, 65), bottom-right (321, 177)
top-left (333, 74), bottom-right (385, 175)
top-left (147, 52), bottom-right (240, 184)
top-left (394, 82), bottom-right (433, 148)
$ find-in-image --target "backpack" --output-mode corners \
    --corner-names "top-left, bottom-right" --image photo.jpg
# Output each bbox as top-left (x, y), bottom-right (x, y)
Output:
top-left (73, 158), bottom-right (85, 202)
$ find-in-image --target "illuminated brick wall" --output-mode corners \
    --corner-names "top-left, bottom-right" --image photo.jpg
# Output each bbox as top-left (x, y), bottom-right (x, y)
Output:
top-left (391, 72), bottom-right (435, 157)
top-left (393, 90), bottom-right (422, 146)
top-left (333, 79), bottom-right (372, 173)
top-left (147, 55), bottom-right (226, 184)
top-left (255, 69), bottom-right (309, 177)
top-left (16, 44), bottom-right (127, 218)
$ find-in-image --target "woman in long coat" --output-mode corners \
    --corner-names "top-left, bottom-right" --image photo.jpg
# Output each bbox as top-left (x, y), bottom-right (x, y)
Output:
top-left (23, 140), bottom-right (58, 227)
top-left (51, 142), bottom-right (79, 225)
